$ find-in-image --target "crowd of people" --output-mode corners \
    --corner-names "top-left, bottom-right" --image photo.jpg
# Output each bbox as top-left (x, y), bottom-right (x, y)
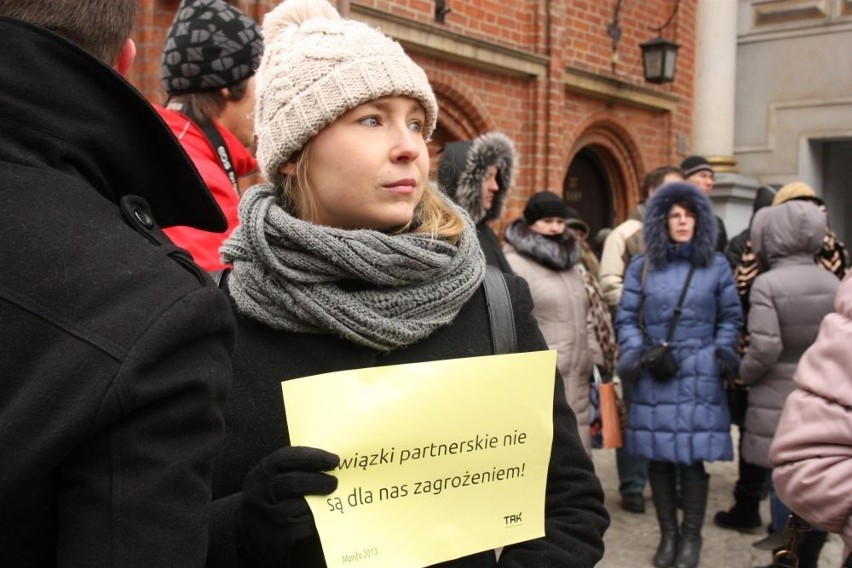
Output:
top-left (2, 0), bottom-right (850, 567)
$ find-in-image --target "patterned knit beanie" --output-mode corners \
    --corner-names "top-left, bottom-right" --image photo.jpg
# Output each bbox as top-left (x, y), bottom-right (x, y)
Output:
top-left (255, 0), bottom-right (438, 184)
top-left (161, 0), bottom-right (263, 96)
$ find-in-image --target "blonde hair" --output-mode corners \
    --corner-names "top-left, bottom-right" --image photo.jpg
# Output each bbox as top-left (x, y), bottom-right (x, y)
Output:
top-left (280, 146), bottom-right (465, 244)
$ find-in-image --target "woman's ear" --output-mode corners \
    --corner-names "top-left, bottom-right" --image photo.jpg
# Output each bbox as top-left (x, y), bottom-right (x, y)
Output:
top-left (279, 162), bottom-right (296, 176)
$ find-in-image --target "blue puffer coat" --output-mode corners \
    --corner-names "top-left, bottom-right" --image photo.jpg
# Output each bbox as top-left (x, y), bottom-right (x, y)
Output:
top-left (615, 182), bottom-right (743, 464)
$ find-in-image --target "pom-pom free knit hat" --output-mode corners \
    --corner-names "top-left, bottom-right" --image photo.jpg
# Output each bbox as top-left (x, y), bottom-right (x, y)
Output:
top-left (161, 0), bottom-right (263, 96)
top-left (254, 0), bottom-right (438, 184)
top-left (680, 155), bottom-right (714, 178)
top-left (524, 191), bottom-right (569, 225)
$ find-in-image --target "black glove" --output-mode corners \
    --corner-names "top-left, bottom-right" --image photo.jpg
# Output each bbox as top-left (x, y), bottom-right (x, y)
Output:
top-left (238, 446), bottom-right (339, 568)
top-left (715, 345), bottom-right (740, 384)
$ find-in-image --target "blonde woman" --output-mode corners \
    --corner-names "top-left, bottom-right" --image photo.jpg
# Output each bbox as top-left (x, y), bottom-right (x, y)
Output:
top-left (206, 1), bottom-right (609, 566)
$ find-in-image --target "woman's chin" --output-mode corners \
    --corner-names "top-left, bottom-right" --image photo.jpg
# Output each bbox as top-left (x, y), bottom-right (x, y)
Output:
top-left (374, 208), bottom-right (417, 232)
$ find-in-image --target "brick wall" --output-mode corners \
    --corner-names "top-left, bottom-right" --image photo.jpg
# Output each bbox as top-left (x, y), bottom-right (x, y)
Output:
top-left (130, 0), bottom-right (695, 227)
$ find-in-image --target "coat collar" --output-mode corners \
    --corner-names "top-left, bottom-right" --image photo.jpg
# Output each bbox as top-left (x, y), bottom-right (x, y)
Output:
top-left (0, 17), bottom-right (226, 231)
top-left (503, 219), bottom-right (581, 271)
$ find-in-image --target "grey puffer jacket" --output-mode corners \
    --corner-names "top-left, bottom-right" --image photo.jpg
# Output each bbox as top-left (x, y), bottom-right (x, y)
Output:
top-left (437, 133), bottom-right (515, 272)
top-left (740, 200), bottom-right (839, 468)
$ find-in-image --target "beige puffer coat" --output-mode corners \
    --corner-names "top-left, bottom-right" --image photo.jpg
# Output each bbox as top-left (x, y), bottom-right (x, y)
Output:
top-left (504, 220), bottom-right (599, 454)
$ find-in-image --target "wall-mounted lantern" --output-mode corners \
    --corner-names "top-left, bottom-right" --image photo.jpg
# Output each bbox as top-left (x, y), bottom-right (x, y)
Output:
top-left (607, 0), bottom-right (681, 83)
top-left (640, 36), bottom-right (679, 84)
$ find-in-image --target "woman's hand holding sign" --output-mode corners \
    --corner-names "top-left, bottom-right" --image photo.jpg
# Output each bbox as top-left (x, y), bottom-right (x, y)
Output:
top-left (238, 446), bottom-right (340, 567)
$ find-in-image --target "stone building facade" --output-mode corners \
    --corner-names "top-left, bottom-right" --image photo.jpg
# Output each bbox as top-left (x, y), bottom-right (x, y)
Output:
top-left (735, 0), bottom-right (852, 245)
top-left (129, 0), bottom-right (699, 236)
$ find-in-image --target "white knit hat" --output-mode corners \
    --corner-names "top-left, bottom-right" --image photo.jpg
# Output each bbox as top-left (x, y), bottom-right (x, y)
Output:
top-left (255, 0), bottom-right (438, 184)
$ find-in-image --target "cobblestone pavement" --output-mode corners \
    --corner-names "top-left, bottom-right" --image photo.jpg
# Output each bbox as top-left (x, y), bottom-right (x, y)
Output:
top-left (591, 438), bottom-right (843, 568)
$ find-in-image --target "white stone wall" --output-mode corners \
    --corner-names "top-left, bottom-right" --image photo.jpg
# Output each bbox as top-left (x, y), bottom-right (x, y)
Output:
top-left (734, 0), bottom-right (852, 242)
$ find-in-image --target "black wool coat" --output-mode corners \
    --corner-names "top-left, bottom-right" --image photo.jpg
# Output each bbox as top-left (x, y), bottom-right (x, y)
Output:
top-left (209, 275), bottom-right (609, 568)
top-left (0, 18), bottom-right (235, 567)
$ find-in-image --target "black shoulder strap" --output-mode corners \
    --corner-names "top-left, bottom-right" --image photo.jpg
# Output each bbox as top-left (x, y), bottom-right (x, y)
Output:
top-left (209, 268), bottom-right (230, 289)
top-left (483, 265), bottom-right (517, 354)
top-left (666, 265), bottom-right (695, 341)
top-left (638, 258), bottom-right (650, 335)
top-left (639, 258), bottom-right (695, 343)
top-left (181, 105), bottom-right (239, 195)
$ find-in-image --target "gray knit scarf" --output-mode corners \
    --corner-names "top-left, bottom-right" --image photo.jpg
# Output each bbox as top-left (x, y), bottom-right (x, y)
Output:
top-left (221, 184), bottom-right (486, 351)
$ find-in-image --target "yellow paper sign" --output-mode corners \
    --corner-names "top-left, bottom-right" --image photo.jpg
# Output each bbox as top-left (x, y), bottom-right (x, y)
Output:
top-left (281, 350), bottom-right (557, 568)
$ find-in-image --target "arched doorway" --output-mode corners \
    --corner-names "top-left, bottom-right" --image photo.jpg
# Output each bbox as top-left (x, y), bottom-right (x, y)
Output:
top-left (563, 148), bottom-right (614, 239)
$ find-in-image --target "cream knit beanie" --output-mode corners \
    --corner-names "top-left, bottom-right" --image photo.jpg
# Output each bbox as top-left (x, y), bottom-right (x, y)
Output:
top-left (255, 0), bottom-right (438, 184)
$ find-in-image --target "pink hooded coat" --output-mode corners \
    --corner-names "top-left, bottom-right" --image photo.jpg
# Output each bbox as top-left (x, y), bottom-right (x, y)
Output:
top-left (770, 273), bottom-right (852, 564)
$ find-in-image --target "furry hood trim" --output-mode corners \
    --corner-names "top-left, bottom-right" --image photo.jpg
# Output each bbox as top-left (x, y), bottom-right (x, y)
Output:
top-left (504, 219), bottom-right (580, 271)
top-left (436, 132), bottom-right (515, 223)
top-left (643, 182), bottom-right (718, 269)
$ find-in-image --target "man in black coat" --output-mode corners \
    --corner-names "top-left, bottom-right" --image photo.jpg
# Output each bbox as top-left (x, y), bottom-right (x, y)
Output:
top-left (0, 1), bottom-right (235, 566)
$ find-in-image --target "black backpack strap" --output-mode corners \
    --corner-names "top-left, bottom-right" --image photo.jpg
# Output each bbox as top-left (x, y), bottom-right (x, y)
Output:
top-left (483, 265), bottom-right (517, 354)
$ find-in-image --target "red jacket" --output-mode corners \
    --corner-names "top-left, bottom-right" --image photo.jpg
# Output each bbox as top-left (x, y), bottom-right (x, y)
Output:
top-left (157, 105), bottom-right (257, 270)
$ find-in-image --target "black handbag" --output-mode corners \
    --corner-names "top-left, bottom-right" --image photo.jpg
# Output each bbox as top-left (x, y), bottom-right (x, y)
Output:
top-left (641, 343), bottom-right (678, 380)
top-left (638, 260), bottom-right (695, 380)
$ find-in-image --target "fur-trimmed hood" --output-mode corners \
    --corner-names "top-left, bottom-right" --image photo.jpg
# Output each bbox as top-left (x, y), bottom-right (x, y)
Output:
top-left (436, 132), bottom-right (515, 223)
top-left (643, 182), bottom-right (718, 269)
top-left (503, 219), bottom-right (581, 271)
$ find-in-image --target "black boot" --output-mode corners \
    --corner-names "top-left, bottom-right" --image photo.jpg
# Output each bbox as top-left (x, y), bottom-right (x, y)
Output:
top-left (675, 477), bottom-right (709, 568)
top-left (713, 495), bottom-right (761, 532)
top-left (649, 469), bottom-right (679, 568)
top-left (714, 458), bottom-right (767, 532)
